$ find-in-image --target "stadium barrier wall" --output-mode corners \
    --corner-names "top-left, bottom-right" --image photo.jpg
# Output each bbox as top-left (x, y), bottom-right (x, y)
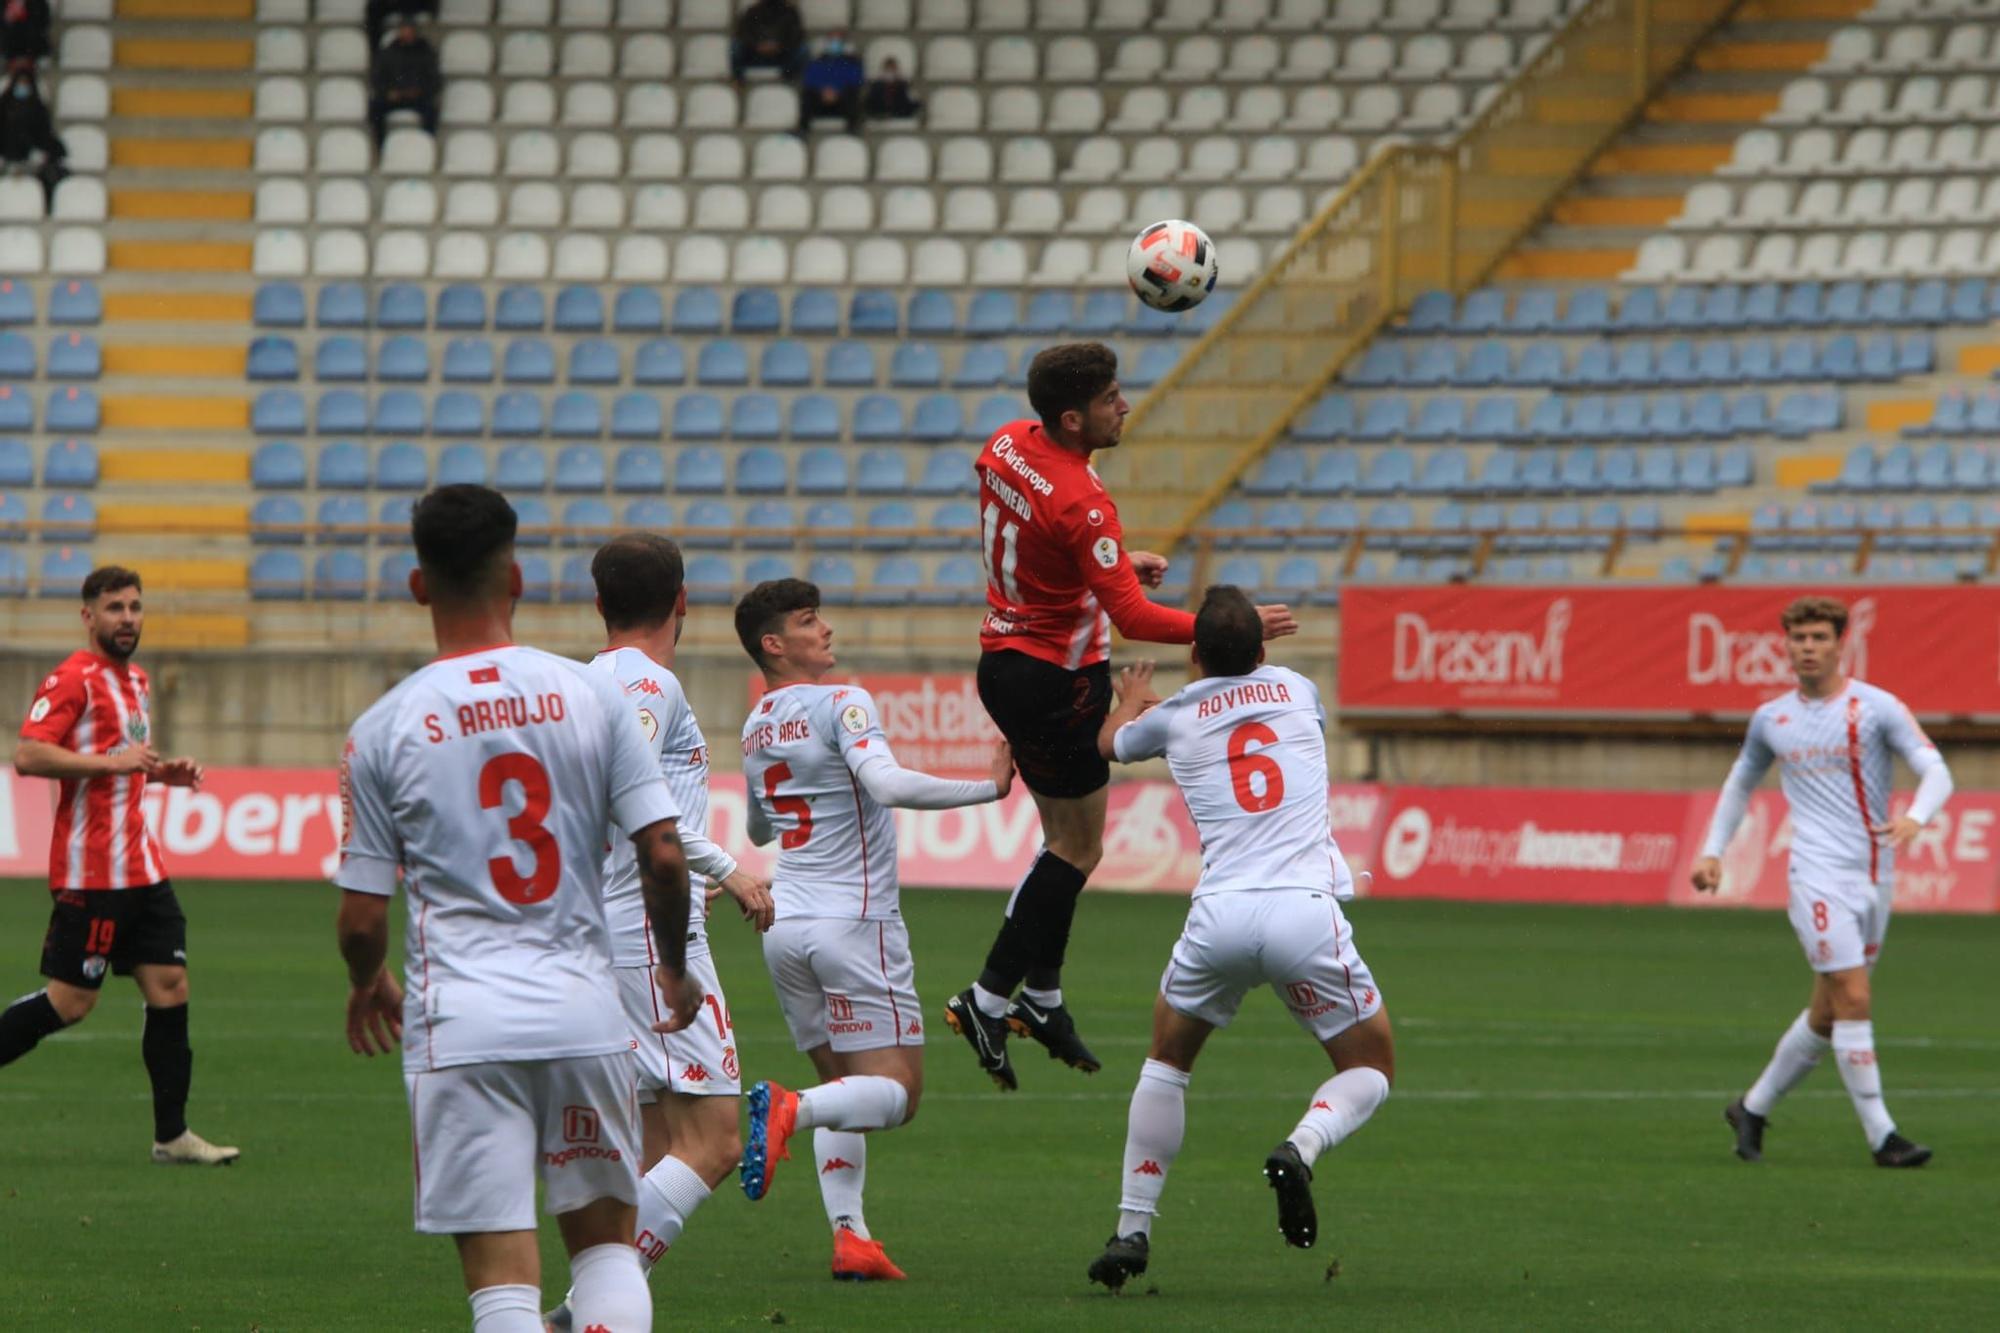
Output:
top-left (6, 771), bottom-right (1995, 915)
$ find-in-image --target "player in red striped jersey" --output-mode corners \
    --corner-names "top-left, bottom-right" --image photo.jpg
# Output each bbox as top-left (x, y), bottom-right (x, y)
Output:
top-left (1, 565), bottom-right (239, 1165)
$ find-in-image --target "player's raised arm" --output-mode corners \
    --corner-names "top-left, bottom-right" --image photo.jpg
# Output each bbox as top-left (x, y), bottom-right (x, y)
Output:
top-left (1693, 714), bottom-right (1777, 893)
top-left (834, 688), bottom-right (1013, 808)
top-left (1875, 703), bottom-right (1954, 851)
top-left (1098, 661), bottom-right (1164, 761)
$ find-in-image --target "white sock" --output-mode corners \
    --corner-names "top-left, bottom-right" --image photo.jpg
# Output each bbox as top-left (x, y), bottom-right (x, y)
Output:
top-left (1743, 1010), bottom-right (1830, 1117)
top-left (1115, 1059), bottom-right (1189, 1238)
top-left (1288, 1066), bottom-right (1391, 1168)
top-left (815, 1128), bottom-right (870, 1239)
top-left (798, 1075), bottom-right (909, 1132)
top-left (568, 1241), bottom-right (651, 1333)
top-left (971, 982), bottom-right (1010, 1018)
top-left (634, 1154), bottom-right (712, 1270)
top-left (1832, 1020), bottom-right (1896, 1150)
top-left (1022, 986), bottom-right (1063, 1008)
top-left (467, 1284), bottom-right (541, 1333)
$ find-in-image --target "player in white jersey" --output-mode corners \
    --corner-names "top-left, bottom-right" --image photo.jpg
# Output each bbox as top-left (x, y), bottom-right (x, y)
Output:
top-left (544, 534), bottom-right (777, 1333)
top-left (1693, 595), bottom-right (1951, 1169)
top-left (334, 486), bottom-right (699, 1333)
top-left (1084, 586), bottom-right (1395, 1292)
top-left (732, 577), bottom-right (1014, 1281)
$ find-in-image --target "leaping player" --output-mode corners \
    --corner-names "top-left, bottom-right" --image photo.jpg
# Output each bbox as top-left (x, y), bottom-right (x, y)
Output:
top-left (1693, 595), bottom-right (1951, 1168)
top-left (545, 533), bottom-right (777, 1332)
top-left (1085, 587), bottom-right (1394, 1292)
top-left (734, 578), bottom-right (1014, 1281)
top-left (949, 342), bottom-right (1297, 1091)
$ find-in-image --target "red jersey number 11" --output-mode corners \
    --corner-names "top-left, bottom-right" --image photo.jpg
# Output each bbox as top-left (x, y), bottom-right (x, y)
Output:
top-left (981, 501), bottom-right (1021, 604)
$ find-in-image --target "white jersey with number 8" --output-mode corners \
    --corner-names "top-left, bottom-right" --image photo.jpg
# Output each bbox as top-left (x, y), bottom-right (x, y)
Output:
top-left (1113, 664), bottom-right (1354, 900)
top-left (335, 643), bottom-right (682, 1074)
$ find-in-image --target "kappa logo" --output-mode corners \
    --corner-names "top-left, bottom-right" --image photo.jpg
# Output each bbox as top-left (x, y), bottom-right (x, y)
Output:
top-left (1776, 714), bottom-right (1791, 726)
top-left (1361, 988), bottom-right (1377, 1008)
top-left (760, 698), bottom-right (775, 715)
top-left (1311, 1100), bottom-right (1332, 1112)
top-left (1817, 939), bottom-right (1833, 963)
top-left (905, 1019), bottom-right (923, 1037)
top-left (1285, 982), bottom-right (1318, 1008)
top-left (821, 1157), bottom-right (859, 1174)
top-left (680, 1063), bottom-right (711, 1083)
top-left (827, 994), bottom-right (855, 1021)
top-left (562, 1105), bottom-right (601, 1146)
top-left (1132, 1160), bottom-right (1164, 1176)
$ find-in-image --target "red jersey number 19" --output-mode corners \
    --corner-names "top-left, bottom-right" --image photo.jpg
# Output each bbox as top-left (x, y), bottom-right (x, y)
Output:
top-left (478, 752), bottom-right (562, 904)
top-left (981, 501), bottom-right (1021, 604)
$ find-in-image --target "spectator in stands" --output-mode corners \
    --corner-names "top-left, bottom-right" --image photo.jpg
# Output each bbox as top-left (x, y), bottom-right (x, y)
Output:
top-left (797, 32), bottom-right (863, 136)
top-left (864, 55), bottom-right (921, 120)
top-left (365, 0), bottom-right (438, 52)
top-left (0, 0), bottom-right (51, 65)
top-left (368, 18), bottom-right (441, 150)
top-left (730, 0), bottom-right (805, 87)
top-left (0, 59), bottom-right (64, 213)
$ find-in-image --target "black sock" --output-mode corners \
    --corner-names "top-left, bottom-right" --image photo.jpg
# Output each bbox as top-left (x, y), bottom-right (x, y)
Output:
top-left (0, 990), bottom-right (67, 1067)
top-left (142, 1003), bottom-right (192, 1143)
top-left (976, 851), bottom-right (1089, 997)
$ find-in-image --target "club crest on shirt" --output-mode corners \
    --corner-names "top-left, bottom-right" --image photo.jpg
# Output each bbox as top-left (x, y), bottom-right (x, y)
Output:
top-left (840, 704), bottom-right (869, 735)
top-left (1092, 536), bottom-right (1120, 569)
top-left (1086, 507), bottom-right (1104, 527)
top-left (27, 695), bottom-right (50, 723)
top-left (126, 714), bottom-right (149, 744)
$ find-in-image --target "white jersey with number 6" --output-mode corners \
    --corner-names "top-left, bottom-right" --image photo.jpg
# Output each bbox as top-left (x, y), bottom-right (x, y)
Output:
top-left (335, 643), bottom-right (682, 1075)
top-left (1113, 664), bottom-right (1354, 899)
top-left (740, 683), bottom-right (900, 921)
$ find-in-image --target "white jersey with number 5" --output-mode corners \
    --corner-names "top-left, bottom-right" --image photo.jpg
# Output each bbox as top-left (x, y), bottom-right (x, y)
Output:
top-left (335, 643), bottom-right (682, 1074)
top-left (1113, 664), bottom-right (1353, 899)
top-left (741, 683), bottom-right (900, 921)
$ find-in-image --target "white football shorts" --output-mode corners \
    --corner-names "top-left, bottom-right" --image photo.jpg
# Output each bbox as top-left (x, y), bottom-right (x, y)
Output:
top-left (1787, 879), bottom-right (1890, 974)
top-left (761, 916), bottom-right (925, 1053)
top-left (1160, 889), bottom-right (1384, 1042)
top-left (404, 1052), bottom-right (640, 1235)
top-left (616, 952), bottom-right (741, 1101)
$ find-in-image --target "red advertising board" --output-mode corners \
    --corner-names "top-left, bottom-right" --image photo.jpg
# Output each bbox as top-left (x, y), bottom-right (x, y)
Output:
top-left (1338, 586), bottom-right (2000, 718)
top-left (745, 672), bottom-right (1001, 778)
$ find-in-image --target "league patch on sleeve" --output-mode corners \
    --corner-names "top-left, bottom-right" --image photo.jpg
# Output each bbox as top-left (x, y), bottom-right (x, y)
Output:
top-left (1092, 536), bottom-right (1121, 569)
top-left (840, 703), bottom-right (870, 735)
top-left (636, 707), bottom-right (659, 743)
top-left (28, 696), bottom-right (50, 723)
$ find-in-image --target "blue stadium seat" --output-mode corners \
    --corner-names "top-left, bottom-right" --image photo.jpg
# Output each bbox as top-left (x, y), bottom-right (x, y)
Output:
top-left (1476, 450), bottom-right (1519, 495)
top-left (46, 281), bottom-right (98, 327)
top-left (0, 491), bottom-right (24, 539)
top-left (848, 289), bottom-right (899, 335)
top-left (681, 498), bottom-right (732, 548)
top-left (1350, 343), bottom-right (1403, 387)
top-left (442, 337), bottom-right (496, 383)
top-left (1468, 397), bottom-right (1519, 441)
top-left (495, 287), bottom-right (546, 331)
top-left (504, 338), bottom-right (557, 384)
top-left (1012, 292), bottom-right (1067, 337)
top-left (613, 447), bottom-right (664, 494)
top-left (0, 437), bottom-right (27, 487)
top-left (672, 288), bottom-right (723, 334)
top-left (855, 449), bottom-right (908, 495)
top-left (861, 556), bottom-right (923, 606)
top-left (789, 289), bottom-right (839, 336)
top-left (250, 495), bottom-right (303, 545)
top-left (1009, 345), bottom-right (1039, 387)
top-left (1301, 449), bottom-right (1358, 495)
top-left (0, 331), bottom-right (31, 377)
top-left (246, 335), bottom-right (297, 382)
top-left (38, 333), bottom-right (95, 382)
top-left (1612, 342), bottom-right (1654, 387)
top-left (492, 393), bottom-right (544, 440)
top-left (623, 497), bottom-right (672, 529)
top-left (852, 395), bottom-right (905, 442)
top-left (315, 439), bottom-right (368, 490)
top-left (313, 336), bottom-right (367, 382)
top-left (1410, 398), bottom-right (1465, 441)
top-left (966, 291), bottom-right (1018, 337)
top-left (806, 499), bottom-right (857, 546)
top-left (823, 340), bottom-right (876, 387)
top-left (613, 394), bottom-right (664, 440)
top-left (925, 555), bottom-right (983, 607)
top-left (551, 391), bottom-right (604, 438)
top-left (1455, 288), bottom-right (1507, 334)
top-left (495, 444), bottom-right (546, 492)
top-left (556, 553), bottom-right (595, 601)
top-left (913, 448), bottom-right (974, 497)
top-left (511, 498), bottom-right (553, 548)
top-left (251, 439), bottom-right (306, 489)
top-left (1518, 448), bottom-right (1559, 493)
top-left (675, 447), bottom-right (727, 494)
top-left (1127, 342), bottom-right (1179, 390)
top-left (1915, 442), bottom-right (1952, 492)
top-left (0, 387), bottom-right (29, 434)
top-left (552, 444), bottom-right (605, 493)
top-left (1509, 289), bottom-right (1560, 333)
top-left (729, 394), bottom-right (782, 440)
top-left (741, 500), bottom-right (796, 550)
top-left (372, 389), bottom-right (425, 435)
top-left (516, 553), bottom-right (554, 602)
top-left (1408, 342), bottom-right (1457, 387)
top-left (759, 339), bottom-right (812, 387)
top-left (968, 395), bottom-right (1014, 442)
top-left (1241, 447), bottom-right (1306, 496)
top-left (633, 339), bottom-right (686, 386)
top-left (378, 336), bottom-right (430, 382)
top-left (734, 445), bottom-right (787, 494)
top-left (1293, 395), bottom-right (1355, 443)
top-left (907, 289), bottom-right (958, 337)
top-left (697, 339), bottom-right (751, 386)
top-left (1716, 444), bottom-right (1753, 488)
top-left (890, 343), bottom-right (943, 388)
top-left (553, 287), bottom-right (605, 333)
top-left (730, 288), bottom-right (782, 334)
top-left (254, 282), bottom-right (304, 328)
top-left (1074, 291), bottom-right (1126, 336)
top-left (33, 545), bottom-right (85, 594)
top-left (568, 339), bottom-right (621, 385)
top-left (921, 499), bottom-right (976, 549)
top-left (315, 494), bottom-right (369, 545)
top-left (1415, 449), bottom-right (1468, 494)
top-left (560, 498), bottom-right (614, 547)
top-left (436, 442), bottom-right (487, 486)
top-left (43, 388), bottom-right (98, 435)
top-left (1355, 397), bottom-right (1408, 441)
top-left (249, 549), bottom-right (305, 600)
top-left (1461, 340), bottom-right (1509, 387)
top-left (317, 283), bottom-right (367, 328)
top-left (432, 391), bottom-right (485, 436)
top-left (253, 389), bottom-right (306, 435)
top-left (436, 285), bottom-right (487, 330)
top-left (1357, 448), bottom-right (1413, 496)
top-left (371, 441), bottom-right (426, 491)
top-left (1661, 288), bottom-right (1704, 331)
top-left (1951, 446), bottom-right (1991, 491)
top-left (808, 556), bottom-right (858, 604)
top-left (685, 553), bottom-right (733, 604)
top-left (376, 284), bottom-right (427, 330)
top-left (911, 395), bottom-right (962, 443)
top-left (861, 500), bottom-right (917, 551)
top-left (313, 388), bottom-right (365, 434)
top-left (745, 554), bottom-right (794, 584)
top-left (1212, 555), bottom-right (1266, 593)
top-left (613, 288), bottom-right (666, 333)
top-left (796, 447), bottom-right (849, 495)
top-left (1127, 303), bottom-right (1181, 339)
top-left (789, 394), bottom-right (841, 441)
top-left (1406, 290), bottom-right (1453, 333)
top-left (377, 549), bottom-right (416, 594)
top-left (1549, 286), bottom-right (1606, 334)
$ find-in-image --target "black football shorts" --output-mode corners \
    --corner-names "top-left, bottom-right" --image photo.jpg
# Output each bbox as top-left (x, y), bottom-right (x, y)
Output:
top-left (40, 882), bottom-right (189, 989)
top-left (976, 651), bottom-right (1113, 801)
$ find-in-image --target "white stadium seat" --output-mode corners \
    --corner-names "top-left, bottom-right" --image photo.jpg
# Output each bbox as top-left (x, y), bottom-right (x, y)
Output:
top-left (569, 183), bottom-right (626, 230)
top-left (442, 130), bottom-right (498, 178)
top-left (507, 182), bottom-right (564, 227)
top-left (1031, 238), bottom-right (1092, 286)
top-left (975, 0), bottom-right (1029, 28)
top-left (313, 230), bottom-right (369, 278)
top-left (1107, 36), bottom-right (1166, 82)
top-left (1191, 186), bottom-right (1248, 234)
top-left (562, 34), bottom-right (616, 77)
top-left (555, 235), bottom-right (611, 282)
top-left (1247, 186), bottom-right (1306, 235)
top-left (613, 235), bottom-right (670, 282)
top-left (984, 37), bottom-right (1038, 81)
top-left (501, 82), bottom-right (556, 126)
top-left (0, 226), bottom-right (43, 274)
top-left (315, 77), bottom-right (367, 123)
top-left (381, 129), bottom-right (437, 176)
top-left (1157, 0), bottom-right (1217, 30)
top-left (684, 85), bottom-right (739, 129)
top-left (440, 32), bottom-right (493, 75)
top-left (499, 33), bottom-right (554, 78)
top-left (755, 134), bottom-right (812, 181)
top-left (676, 235), bottom-right (729, 282)
top-left (881, 186), bottom-right (938, 233)
top-left (382, 180), bottom-right (440, 226)
top-left (1046, 88), bottom-right (1104, 133)
top-left (315, 177), bottom-right (371, 224)
top-left (935, 136), bottom-right (994, 183)
top-left (622, 34), bottom-right (676, 78)
top-left (853, 236), bottom-right (910, 284)
top-left (999, 137), bottom-right (1056, 183)
top-left (1120, 136), bottom-right (1183, 182)
top-left (1281, 35), bottom-right (1338, 81)
top-left (256, 77), bottom-right (306, 121)
top-left (624, 83), bottom-right (679, 128)
top-left (502, 131), bottom-right (560, 178)
top-left (1003, 187), bottom-right (1063, 234)
top-left (875, 136), bottom-right (932, 181)
top-left (759, 183), bottom-right (817, 229)
top-left (928, 87), bottom-right (982, 131)
top-left (694, 183), bottom-right (751, 230)
top-left (689, 134), bottom-right (747, 180)
top-left (441, 82), bottom-right (495, 126)
top-left (255, 28), bottom-right (307, 72)
top-left (444, 181), bottom-right (501, 226)
top-left (792, 236), bottom-right (850, 285)
top-left (629, 134), bottom-right (685, 180)
top-left (1046, 37), bottom-right (1098, 82)
top-left (567, 132), bottom-right (624, 179)
top-left (500, 0), bottom-right (554, 22)
top-left (916, 0), bottom-right (969, 30)
top-left (1065, 186), bottom-right (1125, 234)
top-left (746, 85), bottom-right (796, 130)
top-left (0, 178), bottom-right (43, 222)
top-left (913, 237), bottom-right (968, 285)
top-left (631, 184), bottom-right (689, 229)
top-left (493, 233), bottom-right (552, 281)
top-left (1227, 88), bottom-right (1286, 132)
top-left (1168, 37), bottom-right (1225, 81)
top-left (253, 229), bottom-right (307, 277)
top-left (1185, 136), bottom-right (1243, 182)
top-left (682, 35), bottom-right (730, 79)
top-left (1063, 136), bottom-right (1124, 182)
top-left (1175, 87), bottom-right (1229, 131)
top-left (1109, 88), bottom-right (1168, 132)
top-left (564, 83), bottom-right (618, 128)
top-left (734, 237), bottom-right (790, 284)
top-left (1285, 87), bottom-right (1344, 131)
top-left (989, 88), bottom-right (1041, 132)
top-left (1223, 36), bottom-right (1282, 82)
top-left (925, 37), bottom-right (978, 82)
top-left (55, 75), bottom-right (110, 122)
top-left (256, 178), bottom-right (309, 225)
top-left (1301, 136), bottom-right (1359, 181)
top-left (943, 186), bottom-right (999, 234)
top-left (255, 127), bottom-right (308, 173)
top-left (374, 231), bottom-right (432, 280)
top-left (1243, 135), bottom-right (1302, 181)
top-left (316, 30), bottom-right (368, 75)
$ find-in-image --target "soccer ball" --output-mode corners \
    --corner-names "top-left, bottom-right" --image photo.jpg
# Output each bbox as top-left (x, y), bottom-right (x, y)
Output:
top-left (1126, 219), bottom-right (1219, 313)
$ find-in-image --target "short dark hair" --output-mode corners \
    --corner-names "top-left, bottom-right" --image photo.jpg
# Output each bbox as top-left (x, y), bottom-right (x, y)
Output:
top-left (1027, 342), bottom-right (1118, 431)
top-left (734, 578), bottom-right (820, 667)
top-left (592, 533), bottom-right (685, 633)
top-left (1780, 594), bottom-right (1848, 638)
top-left (1194, 584), bottom-right (1263, 678)
top-left (411, 484), bottom-right (517, 599)
top-left (81, 565), bottom-right (141, 603)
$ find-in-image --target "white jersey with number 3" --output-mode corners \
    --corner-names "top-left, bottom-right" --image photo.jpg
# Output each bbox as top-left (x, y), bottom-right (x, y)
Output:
top-left (741, 683), bottom-right (901, 921)
top-left (335, 644), bottom-right (681, 1074)
top-left (1114, 664), bottom-right (1353, 899)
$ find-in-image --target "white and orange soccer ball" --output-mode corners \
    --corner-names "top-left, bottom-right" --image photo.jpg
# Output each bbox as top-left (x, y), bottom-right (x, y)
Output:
top-left (1126, 219), bottom-right (1219, 313)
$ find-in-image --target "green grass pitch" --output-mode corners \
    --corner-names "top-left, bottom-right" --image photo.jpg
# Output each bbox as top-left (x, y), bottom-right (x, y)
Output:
top-left (2, 881), bottom-right (1996, 1330)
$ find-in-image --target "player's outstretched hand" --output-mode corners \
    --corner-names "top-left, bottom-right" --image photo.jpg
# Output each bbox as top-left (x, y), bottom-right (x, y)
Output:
top-left (346, 969), bottom-right (405, 1056)
top-left (652, 965), bottom-right (704, 1035)
top-left (1115, 661), bottom-right (1159, 709)
top-left (1129, 550), bottom-right (1170, 589)
top-left (155, 757), bottom-right (204, 790)
top-left (721, 867), bottom-right (776, 933)
top-left (1256, 603), bottom-right (1300, 640)
top-left (1872, 816), bottom-right (1923, 850)
top-left (988, 740), bottom-right (1016, 799)
top-left (1690, 856), bottom-right (1723, 894)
